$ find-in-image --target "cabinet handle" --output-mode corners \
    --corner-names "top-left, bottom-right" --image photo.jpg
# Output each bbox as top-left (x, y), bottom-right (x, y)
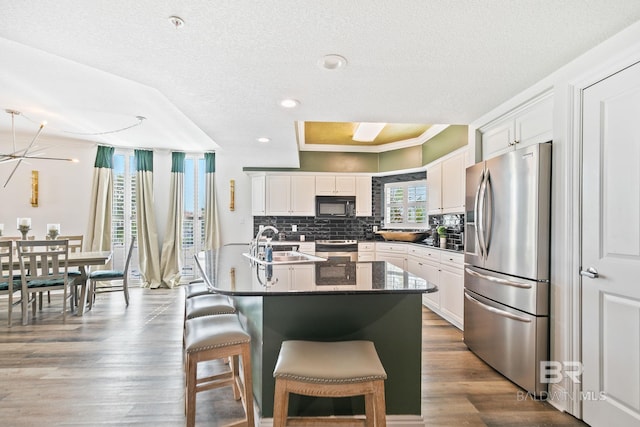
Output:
top-left (514, 140), bottom-right (520, 144)
top-left (508, 141), bottom-right (515, 147)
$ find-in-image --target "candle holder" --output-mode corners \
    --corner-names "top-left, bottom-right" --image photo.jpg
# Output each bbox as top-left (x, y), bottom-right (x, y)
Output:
top-left (18, 225), bottom-right (30, 240)
top-left (0, 224), bottom-right (3, 237)
top-left (48, 230), bottom-right (59, 240)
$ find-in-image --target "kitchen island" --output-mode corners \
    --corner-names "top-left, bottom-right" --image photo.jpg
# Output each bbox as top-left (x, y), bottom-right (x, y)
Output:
top-left (196, 244), bottom-right (436, 426)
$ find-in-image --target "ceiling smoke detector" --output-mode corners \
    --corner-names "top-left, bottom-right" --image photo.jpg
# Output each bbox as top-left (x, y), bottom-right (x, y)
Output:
top-left (168, 16), bottom-right (185, 29)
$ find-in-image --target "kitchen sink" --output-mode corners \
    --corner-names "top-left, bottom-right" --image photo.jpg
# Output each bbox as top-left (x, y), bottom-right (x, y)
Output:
top-left (242, 250), bottom-right (327, 265)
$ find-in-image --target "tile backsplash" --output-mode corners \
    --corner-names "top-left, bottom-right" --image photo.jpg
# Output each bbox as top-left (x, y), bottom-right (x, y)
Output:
top-left (428, 213), bottom-right (465, 251)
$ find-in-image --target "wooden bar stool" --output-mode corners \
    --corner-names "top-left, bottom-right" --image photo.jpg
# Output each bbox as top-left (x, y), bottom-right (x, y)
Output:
top-left (273, 340), bottom-right (387, 427)
top-left (184, 314), bottom-right (255, 427)
top-left (183, 293), bottom-right (236, 347)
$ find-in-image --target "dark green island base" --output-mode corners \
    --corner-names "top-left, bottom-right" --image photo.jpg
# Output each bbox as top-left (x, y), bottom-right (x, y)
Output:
top-left (197, 244), bottom-right (435, 424)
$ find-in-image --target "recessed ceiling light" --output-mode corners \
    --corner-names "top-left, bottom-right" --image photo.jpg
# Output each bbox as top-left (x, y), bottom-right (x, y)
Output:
top-left (169, 16), bottom-right (185, 29)
top-left (257, 137), bottom-right (270, 143)
top-left (279, 98), bottom-right (300, 108)
top-left (319, 54), bottom-right (347, 70)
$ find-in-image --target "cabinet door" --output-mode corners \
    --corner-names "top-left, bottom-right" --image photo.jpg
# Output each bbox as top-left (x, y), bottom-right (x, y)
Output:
top-left (427, 162), bottom-right (442, 214)
top-left (356, 263), bottom-right (373, 289)
top-left (290, 175), bottom-right (316, 215)
top-left (358, 252), bottom-right (375, 262)
top-left (355, 176), bottom-right (372, 216)
top-left (422, 262), bottom-right (440, 308)
top-left (290, 265), bottom-right (315, 290)
top-left (315, 176), bottom-right (335, 195)
top-left (267, 265), bottom-right (291, 291)
top-left (251, 175), bottom-right (266, 216)
top-left (335, 176), bottom-right (356, 195)
top-left (481, 118), bottom-right (514, 160)
top-left (266, 175), bottom-right (291, 215)
top-left (442, 152), bottom-right (465, 213)
top-left (439, 265), bottom-right (464, 327)
top-left (514, 94), bottom-right (553, 148)
top-left (376, 253), bottom-right (406, 270)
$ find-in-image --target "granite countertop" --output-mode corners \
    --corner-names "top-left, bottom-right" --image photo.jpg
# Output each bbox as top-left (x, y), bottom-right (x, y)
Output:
top-left (196, 244), bottom-right (436, 296)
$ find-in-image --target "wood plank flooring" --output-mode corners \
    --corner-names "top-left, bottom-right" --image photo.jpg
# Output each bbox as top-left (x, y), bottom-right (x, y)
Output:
top-left (0, 288), bottom-right (587, 426)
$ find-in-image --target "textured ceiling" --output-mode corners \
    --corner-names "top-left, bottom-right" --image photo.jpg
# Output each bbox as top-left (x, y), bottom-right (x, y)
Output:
top-left (1, 1), bottom-right (640, 167)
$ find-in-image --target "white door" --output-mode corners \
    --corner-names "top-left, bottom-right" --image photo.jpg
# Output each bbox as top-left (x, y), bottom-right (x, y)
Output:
top-left (582, 61), bottom-right (640, 426)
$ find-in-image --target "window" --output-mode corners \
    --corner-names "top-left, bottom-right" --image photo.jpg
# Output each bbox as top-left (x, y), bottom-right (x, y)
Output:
top-left (112, 152), bottom-right (140, 281)
top-left (182, 156), bottom-right (206, 280)
top-left (111, 151), bottom-right (206, 284)
top-left (383, 180), bottom-right (427, 229)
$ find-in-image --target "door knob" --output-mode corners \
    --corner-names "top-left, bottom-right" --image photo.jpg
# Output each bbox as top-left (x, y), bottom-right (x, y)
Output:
top-left (580, 267), bottom-right (599, 279)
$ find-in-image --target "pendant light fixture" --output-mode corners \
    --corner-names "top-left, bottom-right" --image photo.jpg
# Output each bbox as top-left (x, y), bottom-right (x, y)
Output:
top-left (1, 109), bottom-right (78, 188)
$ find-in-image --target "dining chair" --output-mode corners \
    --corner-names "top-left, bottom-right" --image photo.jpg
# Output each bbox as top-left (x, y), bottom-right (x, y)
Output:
top-left (1, 240), bottom-right (24, 327)
top-left (16, 239), bottom-right (73, 323)
top-left (56, 235), bottom-right (84, 306)
top-left (89, 237), bottom-right (136, 307)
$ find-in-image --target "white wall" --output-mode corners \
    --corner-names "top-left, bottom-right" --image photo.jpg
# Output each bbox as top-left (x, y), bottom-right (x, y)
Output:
top-left (0, 136), bottom-right (95, 238)
top-left (215, 148), bottom-right (254, 244)
top-left (469, 20), bottom-right (640, 416)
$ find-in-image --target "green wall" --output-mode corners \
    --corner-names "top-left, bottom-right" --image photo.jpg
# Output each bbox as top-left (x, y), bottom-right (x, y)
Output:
top-left (243, 125), bottom-right (468, 173)
top-left (422, 125), bottom-right (468, 165)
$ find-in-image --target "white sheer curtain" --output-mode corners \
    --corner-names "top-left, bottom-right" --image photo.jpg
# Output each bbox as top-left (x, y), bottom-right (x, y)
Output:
top-left (204, 152), bottom-right (221, 250)
top-left (135, 149), bottom-right (162, 288)
top-left (159, 152), bottom-right (184, 288)
top-left (85, 145), bottom-right (114, 253)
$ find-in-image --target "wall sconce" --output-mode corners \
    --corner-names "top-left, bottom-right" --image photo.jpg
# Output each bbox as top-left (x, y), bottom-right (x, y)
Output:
top-left (31, 170), bottom-right (38, 207)
top-left (229, 179), bottom-right (235, 211)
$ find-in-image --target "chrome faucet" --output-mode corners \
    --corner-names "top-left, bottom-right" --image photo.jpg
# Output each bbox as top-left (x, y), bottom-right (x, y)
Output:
top-left (250, 225), bottom-right (279, 259)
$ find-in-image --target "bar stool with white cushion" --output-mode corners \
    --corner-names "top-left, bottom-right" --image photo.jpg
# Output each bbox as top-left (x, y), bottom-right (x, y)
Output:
top-left (273, 340), bottom-right (387, 427)
top-left (184, 313), bottom-right (254, 427)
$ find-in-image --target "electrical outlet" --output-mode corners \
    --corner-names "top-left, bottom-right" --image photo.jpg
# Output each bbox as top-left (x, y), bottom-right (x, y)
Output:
top-left (373, 225), bottom-right (378, 232)
top-left (291, 224), bottom-right (298, 232)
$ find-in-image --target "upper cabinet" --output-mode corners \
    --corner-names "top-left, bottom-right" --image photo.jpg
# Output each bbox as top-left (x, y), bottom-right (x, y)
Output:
top-left (251, 175), bottom-right (266, 216)
top-left (481, 92), bottom-right (553, 160)
top-left (355, 176), bottom-right (372, 217)
top-left (265, 175), bottom-right (316, 216)
top-left (315, 175), bottom-right (356, 195)
top-left (427, 148), bottom-right (467, 215)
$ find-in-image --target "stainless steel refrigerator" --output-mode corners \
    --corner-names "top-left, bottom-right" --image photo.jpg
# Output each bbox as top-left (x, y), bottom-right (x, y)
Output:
top-left (463, 142), bottom-right (551, 396)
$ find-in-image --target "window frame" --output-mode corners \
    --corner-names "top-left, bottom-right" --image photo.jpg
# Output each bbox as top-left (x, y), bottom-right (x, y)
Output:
top-left (383, 179), bottom-right (428, 229)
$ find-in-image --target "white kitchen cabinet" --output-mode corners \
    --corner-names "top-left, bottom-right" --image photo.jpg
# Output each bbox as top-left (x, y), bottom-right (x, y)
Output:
top-left (406, 244), bottom-right (463, 329)
top-left (358, 242), bottom-right (375, 261)
top-left (438, 252), bottom-right (464, 327)
top-left (356, 263), bottom-right (373, 289)
top-left (271, 264), bottom-right (315, 291)
top-left (355, 176), bottom-right (372, 216)
top-left (441, 151), bottom-right (466, 213)
top-left (427, 162), bottom-right (442, 215)
top-left (427, 149), bottom-right (466, 215)
top-left (481, 92), bottom-right (553, 160)
top-left (315, 175), bottom-right (356, 195)
top-left (251, 175), bottom-right (266, 216)
top-left (266, 175), bottom-right (315, 216)
top-left (375, 242), bottom-right (407, 270)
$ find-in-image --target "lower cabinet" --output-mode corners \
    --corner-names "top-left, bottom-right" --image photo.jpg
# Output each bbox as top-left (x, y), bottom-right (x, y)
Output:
top-left (407, 245), bottom-right (464, 330)
top-left (375, 242), bottom-right (408, 270)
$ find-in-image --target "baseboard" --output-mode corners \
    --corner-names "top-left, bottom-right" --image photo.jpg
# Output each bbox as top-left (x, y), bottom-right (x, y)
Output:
top-left (256, 414), bottom-right (425, 426)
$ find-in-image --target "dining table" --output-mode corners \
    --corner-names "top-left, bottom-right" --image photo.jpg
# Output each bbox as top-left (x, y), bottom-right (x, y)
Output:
top-left (6, 250), bottom-right (113, 322)
top-left (67, 251), bottom-right (113, 316)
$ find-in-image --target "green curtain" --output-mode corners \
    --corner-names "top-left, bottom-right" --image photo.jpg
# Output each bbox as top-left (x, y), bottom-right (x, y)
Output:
top-left (159, 152), bottom-right (184, 288)
top-left (135, 149), bottom-right (162, 288)
top-left (204, 152), bottom-right (221, 250)
top-left (85, 145), bottom-right (114, 253)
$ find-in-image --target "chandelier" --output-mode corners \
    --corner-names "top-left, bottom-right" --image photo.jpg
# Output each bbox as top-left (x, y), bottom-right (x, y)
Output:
top-left (1, 109), bottom-right (77, 188)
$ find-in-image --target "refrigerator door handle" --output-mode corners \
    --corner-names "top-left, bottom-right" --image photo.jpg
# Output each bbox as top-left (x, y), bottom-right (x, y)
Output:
top-left (465, 292), bottom-right (532, 323)
top-left (484, 170), bottom-right (493, 255)
top-left (465, 267), bottom-right (533, 289)
top-left (477, 170), bottom-right (488, 259)
top-left (474, 170), bottom-right (485, 258)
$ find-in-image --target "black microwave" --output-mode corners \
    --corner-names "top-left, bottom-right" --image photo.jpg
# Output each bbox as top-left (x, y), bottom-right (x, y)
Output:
top-left (316, 196), bottom-right (355, 218)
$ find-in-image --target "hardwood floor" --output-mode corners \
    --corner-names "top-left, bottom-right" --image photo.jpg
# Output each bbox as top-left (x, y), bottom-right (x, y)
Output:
top-left (0, 288), bottom-right (587, 426)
